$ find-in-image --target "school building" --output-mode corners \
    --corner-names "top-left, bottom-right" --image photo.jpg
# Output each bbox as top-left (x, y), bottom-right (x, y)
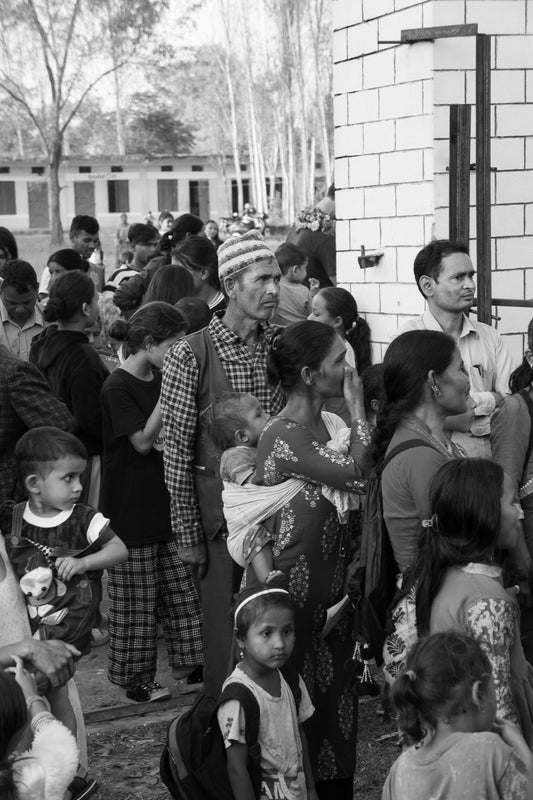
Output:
top-left (0, 155), bottom-right (263, 230)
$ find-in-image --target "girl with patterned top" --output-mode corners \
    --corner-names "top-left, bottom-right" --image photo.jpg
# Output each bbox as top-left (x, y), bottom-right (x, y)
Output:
top-left (415, 458), bottom-right (533, 745)
top-left (218, 584), bottom-right (317, 800)
top-left (383, 632), bottom-right (531, 800)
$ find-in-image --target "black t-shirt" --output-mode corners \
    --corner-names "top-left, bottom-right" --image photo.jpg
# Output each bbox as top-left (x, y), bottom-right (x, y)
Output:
top-left (100, 368), bottom-right (171, 546)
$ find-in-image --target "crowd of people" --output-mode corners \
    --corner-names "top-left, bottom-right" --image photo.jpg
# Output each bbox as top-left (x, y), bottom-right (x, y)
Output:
top-left (0, 198), bottom-right (532, 800)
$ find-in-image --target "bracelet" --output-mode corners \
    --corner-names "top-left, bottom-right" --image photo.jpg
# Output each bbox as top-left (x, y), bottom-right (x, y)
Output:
top-left (26, 694), bottom-right (50, 711)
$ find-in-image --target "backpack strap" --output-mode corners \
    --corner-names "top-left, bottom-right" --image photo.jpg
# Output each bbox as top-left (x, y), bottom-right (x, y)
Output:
top-left (218, 682), bottom-right (261, 747)
top-left (280, 662), bottom-right (301, 710)
top-left (378, 438), bottom-right (438, 475)
top-left (10, 502), bottom-right (25, 538)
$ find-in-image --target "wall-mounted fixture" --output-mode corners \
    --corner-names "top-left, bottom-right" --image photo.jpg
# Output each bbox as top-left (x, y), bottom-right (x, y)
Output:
top-left (358, 245), bottom-right (384, 269)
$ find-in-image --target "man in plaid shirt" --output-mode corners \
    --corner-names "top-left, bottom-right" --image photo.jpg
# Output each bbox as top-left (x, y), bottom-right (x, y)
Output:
top-left (162, 232), bottom-right (284, 696)
top-left (0, 345), bottom-right (74, 504)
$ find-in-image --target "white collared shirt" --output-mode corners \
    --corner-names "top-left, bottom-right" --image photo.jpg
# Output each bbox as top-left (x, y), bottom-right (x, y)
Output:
top-left (0, 299), bottom-right (45, 361)
top-left (397, 309), bottom-right (514, 434)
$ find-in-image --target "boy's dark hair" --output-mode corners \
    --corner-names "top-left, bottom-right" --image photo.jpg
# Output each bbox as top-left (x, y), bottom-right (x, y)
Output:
top-left (175, 296), bottom-right (212, 333)
top-left (70, 215), bottom-right (99, 235)
top-left (274, 242), bottom-right (307, 274)
top-left (203, 392), bottom-right (254, 452)
top-left (413, 239), bottom-right (469, 297)
top-left (390, 632), bottom-right (491, 746)
top-left (0, 260), bottom-right (38, 293)
top-left (15, 427), bottom-right (88, 481)
top-left (232, 576), bottom-right (294, 640)
top-left (128, 223), bottom-right (158, 245)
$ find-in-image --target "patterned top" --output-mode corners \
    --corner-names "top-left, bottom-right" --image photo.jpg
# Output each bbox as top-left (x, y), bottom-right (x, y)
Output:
top-left (161, 314), bottom-right (284, 548)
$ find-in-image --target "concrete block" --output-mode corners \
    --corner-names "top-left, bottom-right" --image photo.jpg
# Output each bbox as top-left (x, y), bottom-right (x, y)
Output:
top-left (349, 153), bottom-right (380, 187)
top-left (396, 181), bottom-right (434, 216)
top-left (332, 0), bottom-right (363, 29)
top-left (364, 185), bottom-right (396, 218)
top-left (496, 104), bottom-right (533, 137)
top-left (496, 305), bottom-right (533, 335)
top-left (432, 1), bottom-right (466, 26)
top-left (336, 250), bottom-right (358, 283)
top-left (395, 41), bottom-right (433, 84)
top-left (434, 206), bottom-right (450, 239)
top-left (497, 36), bottom-right (533, 69)
top-left (378, 5), bottom-right (423, 43)
top-left (363, 49), bottom-right (396, 90)
top-left (467, 0), bottom-right (526, 34)
top-left (434, 105), bottom-right (450, 139)
top-left (492, 268), bottom-right (524, 298)
top-left (434, 138), bottom-right (451, 174)
top-left (380, 149), bottom-right (424, 184)
top-left (362, 119), bottom-right (395, 153)
top-left (525, 265), bottom-right (533, 297)
top-left (363, 0), bottom-right (394, 20)
top-left (434, 70), bottom-right (466, 105)
top-left (336, 219), bottom-right (351, 250)
top-left (526, 138), bottom-right (533, 169)
top-left (380, 282), bottom-right (426, 314)
top-left (335, 124), bottom-right (364, 157)
top-left (362, 249), bottom-right (397, 283)
top-left (350, 282), bottom-right (381, 313)
top-left (496, 236), bottom-right (533, 269)
top-left (491, 204), bottom-right (525, 237)
top-left (424, 215), bottom-right (436, 244)
top-left (396, 245), bottom-right (422, 282)
top-left (347, 20), bottom-right (378, 58)
top-left (350, 217), bottom-right (381, 249)
top-left (334, 94), bottom-right (349, 127)
top-left (365, 311), bottom-right (402, 343)
top-left (423, 148), bottom-right (434, 181)
top-left (381, 215), bottom-right (425, 246)
top-left (496, 171), bottom-right (533, 204)
top-left (497, 334), bottom-right (523, 369)
top-left (492, 137), bottom-right (526, 171)
top-left (334, 29), bottom-right (348, 63)
top-left (380, 81), bottom-right (424, 119)
top-left (335, 157), bottom-right (350, 189)
top-left (435, 37), bottom-right (475, 70)
top-left (335, 59), bottom-right (363, 95)
top-left (395, 0), bottom-right (428, 8)
top-left (491, 70), bottom-right (526, 103)
top-left (336, 187), bottom-right (365, 219)
top-left (422, 78), bottom-right (433, 113)
top-left (527, 70), bottom-right (533, 102)
top-left (348, 88), bottom-right (380, 123)
top-left (435, 173), bottom-right (449, 208)
top-left (395, 114), bottom-right (433, 150)
top-left (526, 204), bottom-right (533, 234)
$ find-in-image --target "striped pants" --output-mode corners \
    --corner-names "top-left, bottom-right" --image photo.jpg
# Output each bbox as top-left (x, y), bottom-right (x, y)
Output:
top-left (107, 537), bottom-right (203, 688)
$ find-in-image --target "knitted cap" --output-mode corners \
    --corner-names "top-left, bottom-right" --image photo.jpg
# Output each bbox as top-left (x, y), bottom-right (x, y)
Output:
top-left (218, 231), bottom-right (276, 282)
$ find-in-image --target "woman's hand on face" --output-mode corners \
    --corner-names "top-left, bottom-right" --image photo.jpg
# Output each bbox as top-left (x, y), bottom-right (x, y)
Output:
top-left (7, 654), bottom-right (39, 699)
top-left (343, 365), bottom-right (365, 421)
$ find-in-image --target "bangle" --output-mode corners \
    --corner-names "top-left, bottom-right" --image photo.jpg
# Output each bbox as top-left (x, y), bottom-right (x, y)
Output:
top-left (26, 694), bottom-right (50, 711)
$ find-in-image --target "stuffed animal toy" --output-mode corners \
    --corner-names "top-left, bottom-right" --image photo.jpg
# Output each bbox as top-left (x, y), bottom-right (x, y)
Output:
top-left (19, 566), bottom-right (69, 628)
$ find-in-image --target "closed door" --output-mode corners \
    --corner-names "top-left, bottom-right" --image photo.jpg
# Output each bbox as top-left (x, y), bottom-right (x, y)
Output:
top-left (74, 181), bottom-right (95, 216)
top-left (157, 179), bottom-right (177, 212)
top-left (27, 182), bottom-right (49, 228)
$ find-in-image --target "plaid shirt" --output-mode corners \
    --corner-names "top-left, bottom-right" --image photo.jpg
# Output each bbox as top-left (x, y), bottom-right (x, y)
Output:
top-left (0, 346), bottom-right (74, 504)
top-left (161, 315), bottom-right (284, 548)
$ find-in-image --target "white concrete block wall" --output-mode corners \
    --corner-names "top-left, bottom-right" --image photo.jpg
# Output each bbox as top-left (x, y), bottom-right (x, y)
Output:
top-left (333, 0), bottom-right (533, 361)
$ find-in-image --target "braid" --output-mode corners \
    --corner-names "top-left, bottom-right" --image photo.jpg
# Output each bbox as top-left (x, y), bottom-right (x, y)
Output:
top-left (366, 396), bottom-right (414, 470)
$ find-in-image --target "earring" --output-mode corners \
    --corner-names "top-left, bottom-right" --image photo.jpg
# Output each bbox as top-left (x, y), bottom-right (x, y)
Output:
top-left (239, 648), bottom-right (245, 660)
top-left (431, 384), bottom-right (441, 397)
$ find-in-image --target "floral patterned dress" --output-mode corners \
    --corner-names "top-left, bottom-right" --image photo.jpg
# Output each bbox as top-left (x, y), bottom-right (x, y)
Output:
top-left (253, 415), bottom-right (369, 783)
top-left (430, 563), bottom-right (533, 746)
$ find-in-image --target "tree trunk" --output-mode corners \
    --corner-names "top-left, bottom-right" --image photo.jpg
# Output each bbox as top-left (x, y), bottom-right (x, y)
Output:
top-left (113, 68), bottom-right (125, 156)
top-left (308, 134), bottom-right (316, 203)
top-left (49, 139), bottom-right (64, 246)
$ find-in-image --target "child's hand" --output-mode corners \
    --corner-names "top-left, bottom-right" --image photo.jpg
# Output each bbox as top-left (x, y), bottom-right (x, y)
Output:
top-left (493, 717), bottom-right (532, 767)
top-left (55, 556), bottom-right (87, 581)
top-left (7, 654), bottom-right (39, 699)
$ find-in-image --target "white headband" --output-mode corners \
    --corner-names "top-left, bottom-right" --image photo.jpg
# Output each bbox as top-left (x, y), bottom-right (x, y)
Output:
top-left (234, 588), bottom-right (290, 626)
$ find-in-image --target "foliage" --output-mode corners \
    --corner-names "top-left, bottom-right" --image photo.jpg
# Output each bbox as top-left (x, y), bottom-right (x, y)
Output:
top-left (124, 92), bottom-right (194, 156)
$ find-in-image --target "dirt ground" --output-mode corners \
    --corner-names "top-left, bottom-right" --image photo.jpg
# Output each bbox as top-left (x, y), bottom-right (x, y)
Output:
top-left (78, 637), bottom-right (398, 800)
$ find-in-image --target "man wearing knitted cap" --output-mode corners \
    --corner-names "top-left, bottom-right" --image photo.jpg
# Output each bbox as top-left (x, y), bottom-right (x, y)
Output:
top-left (161, 231), bottom-right (284, 696)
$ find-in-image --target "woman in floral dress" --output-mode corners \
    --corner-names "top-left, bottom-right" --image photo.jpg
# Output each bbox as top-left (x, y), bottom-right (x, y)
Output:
top-left (253, 321), bottom-right (370, 800)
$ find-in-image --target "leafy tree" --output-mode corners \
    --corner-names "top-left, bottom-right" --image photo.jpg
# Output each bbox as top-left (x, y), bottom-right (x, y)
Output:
top-left (125, 92), bottom-right (194, 156)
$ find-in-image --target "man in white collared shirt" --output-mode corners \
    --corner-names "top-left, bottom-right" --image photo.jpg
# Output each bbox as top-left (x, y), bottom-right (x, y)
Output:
top-left (397, 239), bottom-right (513, 457)
top-left (0, 260), bottom-right (44, 361)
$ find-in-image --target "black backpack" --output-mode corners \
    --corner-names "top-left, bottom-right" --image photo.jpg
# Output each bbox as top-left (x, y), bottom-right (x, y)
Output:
top-left (354, 439), bottom-right (434, 664)
top-left (160, 667), bottom-right (301, 800)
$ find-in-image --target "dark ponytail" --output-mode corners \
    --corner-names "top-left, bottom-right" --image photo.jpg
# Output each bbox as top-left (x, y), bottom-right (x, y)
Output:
top-left (317, 287), bottom-right (372, 373)
top-left (108, 301), bottom-right (188, 354)
top-left (414, 458), bottom-right (503, 634)
top-left (44, 271), bottom-right (95, 323)
top-left (367, 330), bottom-right (456, 469)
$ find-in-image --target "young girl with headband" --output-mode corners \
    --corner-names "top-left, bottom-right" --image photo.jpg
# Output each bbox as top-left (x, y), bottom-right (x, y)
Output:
top-left (415, 457), bottom-right (533, 744)
top-left (384, 631), bottom-right (531, 799)
top-left (308, 287), bottom-right (371, 374)
top-left (217, 584), bottom-right (318, 800)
